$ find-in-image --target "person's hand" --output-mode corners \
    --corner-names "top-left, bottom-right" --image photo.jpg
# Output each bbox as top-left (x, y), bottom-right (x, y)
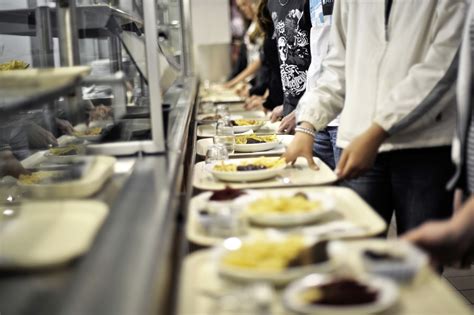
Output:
top-left (244, 95), bottom-right (264, 111)
top-left (336, 123), bottom-right (388, 179)
top-left (278, 110), bottom-right (296, 134)
top-left (55, 118), bottom-right (74, 135)
top-left (270, 105), bottom-right (284, 123)
top-left (0, 150), bottom-right (29, 178)
top-left (282, 122), bottom-right (319, 170)
top-left (404, 197), bottom-right (474, 265)
top-left (26, 122), bottom-right (58, 149)
top-left (236, 85), bottom-right (250, 97)
top-left (223, 81), bottom-right (235, 89)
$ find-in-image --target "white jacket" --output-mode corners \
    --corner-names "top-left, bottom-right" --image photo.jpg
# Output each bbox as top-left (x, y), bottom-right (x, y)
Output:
top-left (296, 0), bottom-right (468, 152)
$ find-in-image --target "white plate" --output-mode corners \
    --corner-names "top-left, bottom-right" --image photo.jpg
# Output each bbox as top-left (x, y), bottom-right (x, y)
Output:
top-left (210, 159), bottom-right (286, 182)
top-left (238, 191), bottom-right (335, 227)
top-left (217, 235), bottom-right (333, 285)
top-left (234, 140), bottom-right (280, 153)
top-left (283, 273), bottom-right (399, 314)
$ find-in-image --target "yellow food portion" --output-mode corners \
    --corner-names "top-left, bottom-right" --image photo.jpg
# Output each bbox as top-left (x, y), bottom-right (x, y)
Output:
top-left (247, 195), bottom-right (322, 215)
top-left (213, 157), bottom-right (286, 172)
top-left (222, 237), bottom-right (305, 272)
top-left (233, 119), bottom-right (264, 126)
top-left (0, 60), bottom-right (29, 71)
top-left (73, 127), bottom-right (102, 137)
top-left (49, 145), bottom-right (80, 156)
top-left (235, 134), bottom-right (277, 145)
top-left (300, 288), bottom-right (323, 303)
top-left (19, 171), bottom-right (58, 185)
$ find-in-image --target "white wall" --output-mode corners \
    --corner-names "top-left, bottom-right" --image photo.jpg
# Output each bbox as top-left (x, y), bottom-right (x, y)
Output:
top-left (191, 0), bottom-right (232, 81)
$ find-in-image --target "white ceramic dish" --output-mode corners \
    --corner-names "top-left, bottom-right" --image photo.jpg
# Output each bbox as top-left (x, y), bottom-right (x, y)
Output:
top-left (283, 273), bottom-right (399, 315)
top-left (234, 140), bottom-right (280, 153)
top-left (210, 159), bottom-right (286, 182)
top-left (217, 235), bottom-right (332, 285)
top-left (238, 191), bottom-right (335, 227)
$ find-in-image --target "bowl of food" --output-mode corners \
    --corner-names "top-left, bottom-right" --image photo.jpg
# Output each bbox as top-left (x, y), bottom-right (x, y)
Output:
top-left (234, 134), bottom-right (280, 153)
top-left (73, 127), bottom-right (103, 142)
top-left (283, 273), bottom-right (399, 314)
top-left (44, 144), bottom-right (85, 162)
top-left (211, 157), bottom-right (286, 182)
top-left (239, 191), bottom-right (335, 227)
top-left (230, 119), bottom-right (267, 133)
top-left (329, 240), bottom-right (428, 283)
top-left (217, 234), bottom-right (332, 285)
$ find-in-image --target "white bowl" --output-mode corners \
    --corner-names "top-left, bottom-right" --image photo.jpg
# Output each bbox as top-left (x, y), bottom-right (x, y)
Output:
top-left (283, 273), bottom-right (399, 314)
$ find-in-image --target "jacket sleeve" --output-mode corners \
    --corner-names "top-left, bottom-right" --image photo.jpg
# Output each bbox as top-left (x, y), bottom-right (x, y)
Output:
top-left (296, 0), bottom-right (346, 131)
top-left (373, 0), bottom-right (467, 135)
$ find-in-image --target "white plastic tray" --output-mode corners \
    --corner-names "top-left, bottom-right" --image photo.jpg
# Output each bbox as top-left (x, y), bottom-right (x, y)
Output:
top-left (186, 187), bottom-right (387, 246)
top-left (177, 249), bottom-right (472, 315)
top-left (0, 200), bottom-right (108, 269)
top-left (197, 121), bottom-right (281, 138)
top-left (192, 157), bottom-right (337, 190)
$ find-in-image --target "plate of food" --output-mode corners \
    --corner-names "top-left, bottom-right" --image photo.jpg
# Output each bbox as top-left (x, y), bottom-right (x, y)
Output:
top-left (73, 126), bottom-right (103, 142)
top-left (283, 273), bottom-right (399, 314)
top-left (234, 134), bottom-right (280, 153)
top-left (217, 234), bottom-right (332, 285)
top-left (238, 191), bottom-right (335, 227)
top-left (44, 144), bottom-right (85, 162)
top-left (230, 119), bottom-right (267, 133)
top-left (211, 157), bottom-right (286, 182)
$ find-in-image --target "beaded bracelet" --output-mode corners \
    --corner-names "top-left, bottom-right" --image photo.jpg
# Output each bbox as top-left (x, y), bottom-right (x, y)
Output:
top-left (295, 126), bottom-right (316, 138)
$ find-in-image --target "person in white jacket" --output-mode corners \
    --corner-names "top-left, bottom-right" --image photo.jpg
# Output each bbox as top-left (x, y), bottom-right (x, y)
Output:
top-left (298, 0), bottom-right (340, 169)
top-left (404, 1), bottom-right (474, 265)
top-left (284, 0), bottom-right (467, 234)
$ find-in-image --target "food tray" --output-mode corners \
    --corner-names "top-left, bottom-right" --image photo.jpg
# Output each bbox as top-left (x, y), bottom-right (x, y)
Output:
top-left (196, 135), bottom-right (294, 158)
top-left (177, 250), bottom-right (472, 315)
top-left (0, 200), bottom-right (108, 269)
top-left (197, 122), bottom-right (281, 138)
top-left (186, 187), bottom-right (386, 246)
top-left (19, 155), bottom-right (116, 199)
top-left (192, 157), bottom-right (337, 190)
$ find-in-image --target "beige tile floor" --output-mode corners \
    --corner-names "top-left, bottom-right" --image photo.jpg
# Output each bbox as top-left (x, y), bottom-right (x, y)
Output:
top-left (388, 216), bottom-right (474, 306)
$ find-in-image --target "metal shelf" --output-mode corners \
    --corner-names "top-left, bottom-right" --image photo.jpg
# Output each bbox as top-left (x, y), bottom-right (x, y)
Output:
top-left (0, 5), bottom-right (143, 38)
top-left (0, 66), bottom-right (90, 114)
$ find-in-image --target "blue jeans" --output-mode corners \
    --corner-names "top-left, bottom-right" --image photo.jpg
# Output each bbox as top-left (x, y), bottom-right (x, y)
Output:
top-left (313, 127), bottom-right (341, 170)
top-left (340, 146), bottom-right (454, 235)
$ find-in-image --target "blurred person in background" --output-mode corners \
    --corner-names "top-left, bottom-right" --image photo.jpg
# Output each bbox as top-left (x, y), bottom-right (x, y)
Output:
top-left (284, 0), bottom-right (467, 234)
top-left (404, 2), bottom-right (474, 266)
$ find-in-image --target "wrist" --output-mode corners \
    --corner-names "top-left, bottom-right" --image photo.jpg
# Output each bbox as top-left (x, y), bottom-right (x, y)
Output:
top-left (368, 123), bottom-right (389, 145)
top-left (297, 121), bottom-right (316, 131)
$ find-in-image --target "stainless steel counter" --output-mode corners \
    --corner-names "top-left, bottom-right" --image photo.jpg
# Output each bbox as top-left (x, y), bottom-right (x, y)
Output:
top-left (0, 76), bottom-right (198, 315)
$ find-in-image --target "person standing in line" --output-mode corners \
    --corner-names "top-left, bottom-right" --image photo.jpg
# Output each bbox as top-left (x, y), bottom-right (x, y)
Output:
top-left (298, 0), bottom-right (340, 169)
top-left (404, 2), bottom-right (474, 266)
top-left (267, 0), bottom-right (312, 133)
top-left (284, 0), bottom-right (467, 234)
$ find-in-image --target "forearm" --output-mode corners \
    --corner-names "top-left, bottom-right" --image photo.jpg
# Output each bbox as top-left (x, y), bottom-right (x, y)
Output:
top-left (228, 59), bottom-right (262, 86)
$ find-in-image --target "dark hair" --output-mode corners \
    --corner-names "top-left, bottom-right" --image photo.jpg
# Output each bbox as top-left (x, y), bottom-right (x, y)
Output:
top-left (257, 0), bottom-right (273, 35)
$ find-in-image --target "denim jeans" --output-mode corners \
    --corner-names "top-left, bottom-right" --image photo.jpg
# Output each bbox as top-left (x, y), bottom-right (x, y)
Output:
top-left (313, 127), bottom-right (341, 170)
top-left (340, 146), bottom-right (454, 235)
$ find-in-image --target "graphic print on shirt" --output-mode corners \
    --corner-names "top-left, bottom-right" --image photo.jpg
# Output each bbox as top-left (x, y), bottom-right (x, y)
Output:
top-left (272, 9), bottom-right (310, 98)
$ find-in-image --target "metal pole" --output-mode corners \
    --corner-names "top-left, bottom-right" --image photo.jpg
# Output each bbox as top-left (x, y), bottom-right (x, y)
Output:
top-left (143, 0), bottom-right (166, 152)
top-left (179, 0), bottom-right (194, 76)
top-left (35, 0), bottom-right (55, 68)
top-left (56, 0), bottom-right (80, 66)
top-left (108, 35), bottom-right (123, 73)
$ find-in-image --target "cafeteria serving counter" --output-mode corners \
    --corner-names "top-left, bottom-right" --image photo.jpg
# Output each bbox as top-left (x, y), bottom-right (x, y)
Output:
top-left (0, 76), bottom-right (198, 315)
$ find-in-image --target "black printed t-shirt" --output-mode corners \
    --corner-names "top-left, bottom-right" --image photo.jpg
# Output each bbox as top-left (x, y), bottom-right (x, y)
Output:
top-left (267, 0), bottom-right (312, 116)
